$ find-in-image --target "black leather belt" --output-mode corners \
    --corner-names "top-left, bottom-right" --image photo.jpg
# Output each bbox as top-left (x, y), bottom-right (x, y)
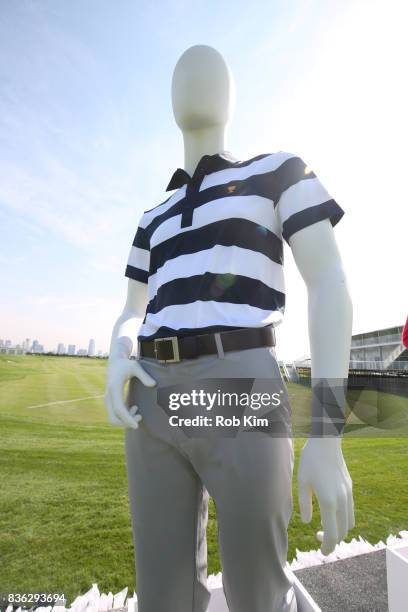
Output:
top-left (139, 325), bottom-right (276, 363)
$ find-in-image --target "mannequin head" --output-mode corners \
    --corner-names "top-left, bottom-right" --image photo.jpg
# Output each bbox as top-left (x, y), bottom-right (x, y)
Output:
top-left (171, 45), bottom-right (235, 131)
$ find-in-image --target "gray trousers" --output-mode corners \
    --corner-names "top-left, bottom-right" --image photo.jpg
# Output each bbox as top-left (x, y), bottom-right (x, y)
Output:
top-left (125, 344), bottom-right (297, 612)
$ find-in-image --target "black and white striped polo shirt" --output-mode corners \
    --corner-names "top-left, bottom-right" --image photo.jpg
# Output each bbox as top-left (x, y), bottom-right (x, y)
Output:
top-left (125, 150), bottom-right (344, 342)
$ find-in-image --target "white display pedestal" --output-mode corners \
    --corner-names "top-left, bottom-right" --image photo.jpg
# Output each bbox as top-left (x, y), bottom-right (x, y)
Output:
top-left (386, 542), bottom-right (408, 612)
top-left (208, 587), bottom-right (228, 611)
top-left (206, 569), bottom-right (320, 612)
top-left (287, 569), bottom-right (321, 612)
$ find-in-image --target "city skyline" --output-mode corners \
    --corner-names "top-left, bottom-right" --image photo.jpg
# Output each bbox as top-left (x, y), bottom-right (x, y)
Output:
top-left (0, 336), bottom-right (108, 357)
top-left (2, 320), bottom-right (406, 367)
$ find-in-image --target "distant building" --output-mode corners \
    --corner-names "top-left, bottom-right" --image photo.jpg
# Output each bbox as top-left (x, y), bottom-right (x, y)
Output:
top-left (57, 343), bottom-right (66, 355)
top-left (77, 348), bottom-right (87, 356)
top-left (88, 338), bottom-right (96, 357)
top-left (350, 324), bottom-right (407, 370)
top-left (294, 324), bottom-right (408, 372)
top-left (32, 339), bottom-right (43, 353)
top-left (68, 344), bottom-right (76, 355)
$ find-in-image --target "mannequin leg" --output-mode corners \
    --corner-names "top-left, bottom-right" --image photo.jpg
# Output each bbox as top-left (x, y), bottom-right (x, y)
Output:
top-left (125, 422), bottom-right (211, 612)
top-left (186, 434), bottom-right (296, 612)
top-left (208, 436), bottom-right (297, 612)
top-left (181, 346), bottom-right (297, 612)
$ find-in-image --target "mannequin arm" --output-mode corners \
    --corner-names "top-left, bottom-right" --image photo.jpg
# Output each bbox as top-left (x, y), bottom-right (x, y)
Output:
top-left (290, 219), bottom-right (352, 378)
top-left (109, 279), bottom-right (149, 359)
top-left (104, 279), bottom-right (156, 428)
top-left (288, 218), bottom-right (355, 554)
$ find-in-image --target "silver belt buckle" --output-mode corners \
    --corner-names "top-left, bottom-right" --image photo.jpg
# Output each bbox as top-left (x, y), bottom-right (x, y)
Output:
top-left (154, 336), bottom-right (181, 363)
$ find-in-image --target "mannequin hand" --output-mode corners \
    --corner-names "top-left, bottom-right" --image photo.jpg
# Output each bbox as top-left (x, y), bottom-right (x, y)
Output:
top-left (104, 357), bottom-right (156, 429)
top-left (297, 437), bottom-right (355, 555)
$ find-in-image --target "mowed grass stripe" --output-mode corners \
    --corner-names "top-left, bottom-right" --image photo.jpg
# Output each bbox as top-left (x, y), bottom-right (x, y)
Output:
top-left (27, 395), bottom-right (104, 409)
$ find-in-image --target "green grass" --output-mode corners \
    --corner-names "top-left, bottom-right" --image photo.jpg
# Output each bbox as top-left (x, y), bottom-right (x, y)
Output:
top-left (0, 354), bottom-right (407, 603)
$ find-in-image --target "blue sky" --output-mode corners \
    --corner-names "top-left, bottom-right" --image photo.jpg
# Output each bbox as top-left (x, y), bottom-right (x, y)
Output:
top-left (1, 0), bottom-right (406, 360)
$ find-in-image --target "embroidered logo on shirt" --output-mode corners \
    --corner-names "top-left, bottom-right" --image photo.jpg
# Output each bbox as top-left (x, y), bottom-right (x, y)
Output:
top-left (227, 185), bottom-right (236, 193)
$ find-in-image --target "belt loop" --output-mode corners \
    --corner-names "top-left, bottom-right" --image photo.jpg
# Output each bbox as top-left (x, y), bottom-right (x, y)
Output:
top-left (214, 332), bottom-right (225, 359)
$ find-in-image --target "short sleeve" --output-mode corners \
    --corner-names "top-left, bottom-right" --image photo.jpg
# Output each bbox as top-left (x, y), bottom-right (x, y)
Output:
top-left (124, 214), bottom-right (150, 284)
top-left (274, 153), bottom-right (345, 244)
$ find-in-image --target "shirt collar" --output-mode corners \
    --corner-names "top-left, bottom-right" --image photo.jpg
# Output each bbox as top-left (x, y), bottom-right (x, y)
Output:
top-left (165, 150), bottom-right (239, 192)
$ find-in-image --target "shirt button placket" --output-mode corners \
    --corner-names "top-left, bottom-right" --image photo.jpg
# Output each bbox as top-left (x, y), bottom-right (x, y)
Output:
top-left (181, 166), bottom-right (207, 228)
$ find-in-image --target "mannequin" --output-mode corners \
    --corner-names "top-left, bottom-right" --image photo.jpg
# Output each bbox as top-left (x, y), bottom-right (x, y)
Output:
top-left (105, 44), bottom-right (355, 609)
